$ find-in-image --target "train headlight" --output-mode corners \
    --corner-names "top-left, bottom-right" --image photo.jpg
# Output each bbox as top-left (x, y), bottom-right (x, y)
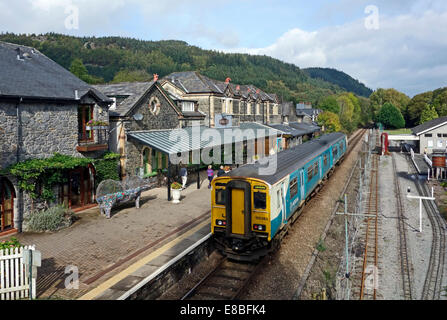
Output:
top-left (216, 220), bottom-right (226, 227)
top-left (254, 224), bottom-right (266, 231)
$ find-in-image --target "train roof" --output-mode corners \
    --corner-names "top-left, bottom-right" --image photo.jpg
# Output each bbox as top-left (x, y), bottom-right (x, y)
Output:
top-left (224, 132), bottom-right (346, 185)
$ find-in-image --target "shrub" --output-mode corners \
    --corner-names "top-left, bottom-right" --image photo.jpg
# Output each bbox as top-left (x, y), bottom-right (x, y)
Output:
top-left (24, 205), bottom-right (76, 232)
top-left (0, 237), bottom-right (22, 251)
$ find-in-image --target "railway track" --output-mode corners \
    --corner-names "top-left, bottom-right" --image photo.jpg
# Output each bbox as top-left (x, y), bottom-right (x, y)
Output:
top-left (182, 129), bottom-right (368, 301)
top-left (407, 155), bottom-right (446, 300)
top-left (359, 150), bottom-right (379, 300)
top-left (181, 257), bottom-right (264, 300)
top-left (391, 153), bottom-right (413, 300)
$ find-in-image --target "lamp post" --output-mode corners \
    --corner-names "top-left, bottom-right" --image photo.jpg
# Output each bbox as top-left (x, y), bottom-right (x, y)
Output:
top-left (406, 186), bottom-right (435, 233)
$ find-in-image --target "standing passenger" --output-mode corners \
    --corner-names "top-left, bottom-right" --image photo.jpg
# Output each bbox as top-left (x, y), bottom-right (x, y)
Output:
top-left (180, 165), bottom-right (188, 190)
top-left (217, 165), bottom-right (225, 177)
top-left (207, 165), bottom-right (214, 189)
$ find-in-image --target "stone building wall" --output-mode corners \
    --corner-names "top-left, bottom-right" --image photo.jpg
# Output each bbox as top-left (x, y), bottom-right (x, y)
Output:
top-left (0, 99), bottom-right (109, 232)
top-left (0, 102), bottom-right (19, 170)
top-left (124, 86), bottom-right (181, 177)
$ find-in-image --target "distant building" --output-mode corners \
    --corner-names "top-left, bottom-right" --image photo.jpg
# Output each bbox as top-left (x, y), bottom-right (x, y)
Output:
top-left (411, 116), bottom-right (447, 154)
top-left (296, 102), bottom-right (322, 123)
top-left (160, 71), bottom-right (281, 127)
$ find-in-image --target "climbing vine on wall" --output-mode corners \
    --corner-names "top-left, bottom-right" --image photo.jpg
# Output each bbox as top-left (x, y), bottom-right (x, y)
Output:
top-left (2, 152), bottom-right (120, 202)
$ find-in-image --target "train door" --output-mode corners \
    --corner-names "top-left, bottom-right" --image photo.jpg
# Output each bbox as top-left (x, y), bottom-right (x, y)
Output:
top-left (280, 183), bottom-right (287, 226)
top-left (231, 189), bottom-right (245, 235)
top-left (226, 180), bottom-right (252, 238)
top-left (300, 170), bottom-right (305, 200)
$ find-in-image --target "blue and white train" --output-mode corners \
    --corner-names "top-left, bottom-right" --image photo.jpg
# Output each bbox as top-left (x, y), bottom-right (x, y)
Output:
top-left (211, 132), bottom-right (347, 261)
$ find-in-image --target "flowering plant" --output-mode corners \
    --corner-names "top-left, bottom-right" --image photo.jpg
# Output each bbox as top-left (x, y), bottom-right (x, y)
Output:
top-left (171, 182), bottom-right (182, 190)
top-left (86, 120), bottom-right (109, 127)
top-left (0, 237), bottom-right (22, 251)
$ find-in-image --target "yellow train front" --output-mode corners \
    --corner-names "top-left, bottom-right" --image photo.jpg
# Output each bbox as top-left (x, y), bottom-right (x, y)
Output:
top-left (211, 177), bottom-right (273, 261)
top-left (210, 132), bottom-right (347, 261)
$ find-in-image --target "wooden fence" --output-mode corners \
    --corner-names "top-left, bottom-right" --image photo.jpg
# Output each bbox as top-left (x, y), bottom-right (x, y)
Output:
top-left (0, 246), bottom-right (36, 300)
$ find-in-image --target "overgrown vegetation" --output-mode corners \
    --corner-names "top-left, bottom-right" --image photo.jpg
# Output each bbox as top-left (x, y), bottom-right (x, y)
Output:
top-left (2, 152), bottom-right (120, 203)
top-left (23, 205), bottom-right (76, 232)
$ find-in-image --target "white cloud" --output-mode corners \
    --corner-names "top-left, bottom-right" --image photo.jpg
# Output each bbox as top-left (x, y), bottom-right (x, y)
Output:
top-left (227, 6), bottom-right (447, 96)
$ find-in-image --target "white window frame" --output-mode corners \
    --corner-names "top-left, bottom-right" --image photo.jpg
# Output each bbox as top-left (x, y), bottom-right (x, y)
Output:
top-left (428, 140), bottom-right (434, 148)
top-left (182, 101), bottom-right (195, 112)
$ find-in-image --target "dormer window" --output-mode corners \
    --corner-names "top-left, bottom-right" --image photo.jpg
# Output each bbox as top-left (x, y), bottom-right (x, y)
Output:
top-left (110, 97), bottom-right (117, 110)
top-left (182, 101), bottom-right (195, 112)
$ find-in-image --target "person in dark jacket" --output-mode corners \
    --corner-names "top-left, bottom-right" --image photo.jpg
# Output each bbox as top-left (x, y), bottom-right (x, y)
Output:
top-left (217, 165), bottom-right (225, 177)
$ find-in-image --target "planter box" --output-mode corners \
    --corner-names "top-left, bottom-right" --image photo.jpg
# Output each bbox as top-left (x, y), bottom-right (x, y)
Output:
top-left (172, 189), bottom-right (181, 204)
top-left (86, 126), bottom-right (108, 131)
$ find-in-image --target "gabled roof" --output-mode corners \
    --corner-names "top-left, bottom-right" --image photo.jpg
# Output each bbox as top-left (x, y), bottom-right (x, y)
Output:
top-left (163, 71), bottom-right (224, 94)
top-left (288, 122), bottom-right (321, 135)
top-left (0, 41), bottom-right (111, 104)
top-left (94, 81), bottom-right (205, 119)
top-left (94, 81), bottom-right (156, 117)
top-left (296, 108), bottom-right (322, 117)
top-left (411, 116), bottom-right (447, 136)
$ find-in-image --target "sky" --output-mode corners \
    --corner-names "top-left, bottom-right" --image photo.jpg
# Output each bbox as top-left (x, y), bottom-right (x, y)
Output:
top-left (0, 0), bottom-right (446, 97)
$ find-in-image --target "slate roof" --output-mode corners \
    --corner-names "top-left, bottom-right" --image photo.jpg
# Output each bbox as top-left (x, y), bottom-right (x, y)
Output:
top-left (163, 71), bottom-right (223, 94)
top-left (93, 81), bottom-right (156, 117)
top-left (411, 116), bottom-right (447, 135)
top-left (127, 122), bottom-right (280, 155)
top-left (296, 108), bottom-right (322, 117)
top-left (288, 122), bottom-right (321, 135)
top-left (163, 71), bottom-right (276, 102)
top-left (265, 123), bottom-right (307, 137)
top-left (0, 41), bottom-right (111, 104)
top-left (224, 132), bottom-right (346, 185)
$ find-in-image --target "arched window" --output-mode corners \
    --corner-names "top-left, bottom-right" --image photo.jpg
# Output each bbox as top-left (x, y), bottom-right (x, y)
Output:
top-left (0, 177), bottom-right (15, 232)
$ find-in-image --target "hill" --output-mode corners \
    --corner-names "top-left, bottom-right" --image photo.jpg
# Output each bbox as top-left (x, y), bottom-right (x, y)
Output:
top-left (0, 32), bottom-right (371, 104)
top-left (304, 67), bottom-right (373, 97)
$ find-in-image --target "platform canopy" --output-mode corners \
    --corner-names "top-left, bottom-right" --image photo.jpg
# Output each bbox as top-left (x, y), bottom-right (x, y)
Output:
top-left (127, 122), bottom-right (280, 156)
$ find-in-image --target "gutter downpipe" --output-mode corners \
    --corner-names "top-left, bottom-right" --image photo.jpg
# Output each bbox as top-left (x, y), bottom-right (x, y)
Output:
top-left (15, 97), bottom-right (23, 232)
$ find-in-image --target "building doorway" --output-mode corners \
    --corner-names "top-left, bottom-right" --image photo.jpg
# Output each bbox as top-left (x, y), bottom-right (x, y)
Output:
top-left (0, 177), bottom-right (15, 233)
top-left (60, 165), bottom-right (95, 210)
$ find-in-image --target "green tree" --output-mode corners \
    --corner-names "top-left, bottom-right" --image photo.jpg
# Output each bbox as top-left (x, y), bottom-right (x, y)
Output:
top-left (432, 88), bottom-right (447, 117)
top-left (377, 102), bottom-right (405, 129)
top-left (318, 111), bottom-right (342, 133)
top-left (406, 91), bottom-right (433, 127)
top-left (370, 88), bottom-right (410, 121)
top-left (69, 58), bottom-right (103, 84)
top-left (419, 104), bottom-right (439, 124)
top-left (318, 95), bottom-right (339, 114)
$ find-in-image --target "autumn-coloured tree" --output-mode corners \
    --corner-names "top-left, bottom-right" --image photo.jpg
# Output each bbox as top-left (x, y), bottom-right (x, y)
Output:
top-left (318, 111), bottom-right (342, 133)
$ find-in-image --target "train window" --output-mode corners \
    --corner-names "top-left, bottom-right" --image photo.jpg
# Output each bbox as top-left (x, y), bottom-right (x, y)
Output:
top-left (277, 190), bottom-right (281, 210)
top-left (254, 192), bottom-right (267, 209)
top-left (333, 146), bottom-right (338, 157)
top-left (324, 154), bottom-right (328, 167)
top-left (313, 162), bottom-right (319, 177)
top-left (290, 178), bottom-right (298, 198)
top-left (215, 189), bottom-right (226, 205)
top-left (307, 166), bottom-right (313, 180)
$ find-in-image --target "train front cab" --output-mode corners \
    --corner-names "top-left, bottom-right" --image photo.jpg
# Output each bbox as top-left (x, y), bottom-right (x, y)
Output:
top-left (211, 177), bottom-right (272, 261)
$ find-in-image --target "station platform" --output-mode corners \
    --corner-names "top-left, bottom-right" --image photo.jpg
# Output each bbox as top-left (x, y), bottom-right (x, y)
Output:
top-left (412, 154), bottom-right (430, 175)
top-left (79, 219), bottom-right (211, 300)
top-left (11, 174), bottom-right (214, 300)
